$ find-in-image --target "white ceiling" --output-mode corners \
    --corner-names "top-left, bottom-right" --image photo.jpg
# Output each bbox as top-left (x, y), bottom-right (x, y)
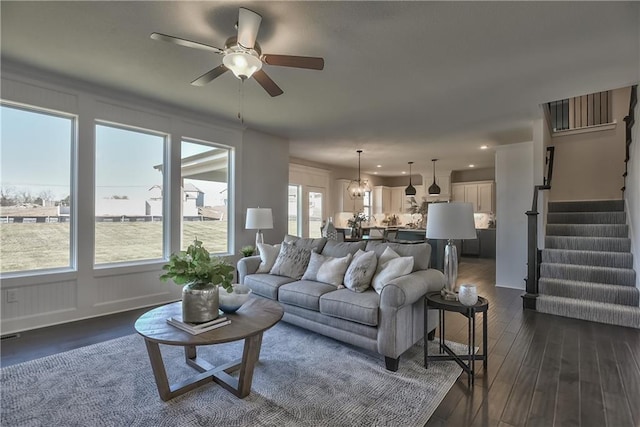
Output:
top-left (1, 1), bottom-right (639, 177)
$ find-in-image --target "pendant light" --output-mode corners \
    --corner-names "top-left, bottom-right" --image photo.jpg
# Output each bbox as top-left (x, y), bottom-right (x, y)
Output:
top-left (428, 158), bottom-right (441, 195)
top-left (347, 150), bottom-right (371, 199)
top-left (405, 161), bottom-right (416, 196)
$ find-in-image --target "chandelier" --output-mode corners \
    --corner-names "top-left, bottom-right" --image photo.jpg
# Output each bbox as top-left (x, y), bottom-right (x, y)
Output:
top-left (347, 150), bottom-right (371, 199)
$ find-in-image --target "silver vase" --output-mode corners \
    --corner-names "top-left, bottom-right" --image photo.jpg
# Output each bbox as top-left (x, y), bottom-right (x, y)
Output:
top-left (182, 282), bottom-right (219, 323)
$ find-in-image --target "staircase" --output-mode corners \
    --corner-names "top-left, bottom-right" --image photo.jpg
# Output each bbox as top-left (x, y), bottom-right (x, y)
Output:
top-left (536, 200), bottom-right (640, 328)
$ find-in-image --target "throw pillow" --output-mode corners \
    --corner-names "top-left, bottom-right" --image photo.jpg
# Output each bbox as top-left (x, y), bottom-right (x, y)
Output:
top-left (256, 243), bottom-right (281, 273)
top-left (371, 247), bottom-right (414, 293)
top-left (302, 252), bottom-right (352, 287)
top-left (343, 249), bottom-right (378, 292)
top-left (270, 241), bottom-right (312, 279)
top-left (283, 234), bottom-right (328, 253)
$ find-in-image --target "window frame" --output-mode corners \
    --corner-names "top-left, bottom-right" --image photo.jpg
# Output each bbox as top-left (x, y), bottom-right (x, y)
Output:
top-left (93, 120), bottom-right (170, 268)
top-left (180, 137), bottom-right (234, 256)
top-left (0, 101), bottom-right (78, 278)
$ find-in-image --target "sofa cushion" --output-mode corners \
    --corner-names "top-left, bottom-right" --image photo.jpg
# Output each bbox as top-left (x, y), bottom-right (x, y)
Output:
top-left (343, 249), bottom-right (377, 292)
top-left (279, 280), bottom-right (337, 311)
top-left (270, 241), bottom-right (312, 279)
top-left (243, 274), bottom-right (296, 300)
top-left (284, 235), bottom-right (327, 253)
top-left (319, 288), bottom-right (380, 326)
top-left (365, 241), bottom-right (431, 272)
top-left (256, 243), bottom-right (281, 273)
top-left (302, 252), bottom-right (352, 287)
top-left (321, 240), bottom-right (366, 258)
top-left (371, 247), bottom-right (414, 293)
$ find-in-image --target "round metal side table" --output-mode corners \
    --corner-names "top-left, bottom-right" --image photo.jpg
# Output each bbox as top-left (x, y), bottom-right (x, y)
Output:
top-left (424, 291), bottom-right (488, 386)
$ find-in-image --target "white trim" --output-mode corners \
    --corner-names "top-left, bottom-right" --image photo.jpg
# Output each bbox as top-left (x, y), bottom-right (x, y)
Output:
top-left (552, 121), bottom-right (617, 136)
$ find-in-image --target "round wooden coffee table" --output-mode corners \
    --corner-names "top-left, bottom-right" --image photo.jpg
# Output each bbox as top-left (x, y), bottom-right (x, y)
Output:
top-left (135, 297), bottom-right (283, 401)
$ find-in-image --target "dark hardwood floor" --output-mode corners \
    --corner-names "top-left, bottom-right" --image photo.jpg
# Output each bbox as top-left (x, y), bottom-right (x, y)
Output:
top-left (2, 257), bottom-right (639, 427)
top-left (427, 257), bottom-right (640, 427)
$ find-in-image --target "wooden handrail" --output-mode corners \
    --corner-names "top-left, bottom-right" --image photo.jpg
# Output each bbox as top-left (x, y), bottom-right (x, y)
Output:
top-left (622, 85), bottom-right (637, 193)
top-left (523, 146), bottom-right (555, 310)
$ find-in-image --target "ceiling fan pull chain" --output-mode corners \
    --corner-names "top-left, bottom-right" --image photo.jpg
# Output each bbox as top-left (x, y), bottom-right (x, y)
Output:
top-left (237, 78), bottom-right (244, 124)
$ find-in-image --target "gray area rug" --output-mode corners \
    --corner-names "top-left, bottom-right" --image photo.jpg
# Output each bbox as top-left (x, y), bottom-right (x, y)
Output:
top-left (1, 322), bottom-right (464, 426)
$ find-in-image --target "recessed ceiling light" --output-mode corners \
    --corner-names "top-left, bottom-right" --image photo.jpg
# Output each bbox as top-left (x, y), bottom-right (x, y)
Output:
top-left (374, 172), bottom-right (378, 175)
top-left (469, 164), bottom-right (475, 168)
top-left (376, 165), bottom-right (382, 168)
top-left (480, 145), bottom-right (489, 150)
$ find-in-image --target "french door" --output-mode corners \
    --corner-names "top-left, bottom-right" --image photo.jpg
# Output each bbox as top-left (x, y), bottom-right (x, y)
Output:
top-left (288, 184), bottom-right (325, 238)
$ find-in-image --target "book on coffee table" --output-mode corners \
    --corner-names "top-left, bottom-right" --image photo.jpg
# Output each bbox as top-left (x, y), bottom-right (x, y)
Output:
top-left (166, 314), bottom-right (231, 335)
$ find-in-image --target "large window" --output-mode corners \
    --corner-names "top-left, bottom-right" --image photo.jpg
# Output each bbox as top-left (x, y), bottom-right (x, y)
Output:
top-left (180, 139), bottom-right (231, 254)
top-left (94, 123), bottom-right (166, 265)
top-left (0, 104), bottom-right (74, 274)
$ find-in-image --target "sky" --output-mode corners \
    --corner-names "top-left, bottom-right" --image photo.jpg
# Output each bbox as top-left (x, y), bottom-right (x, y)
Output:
top-left (1, 105), bottom-right (228, 207)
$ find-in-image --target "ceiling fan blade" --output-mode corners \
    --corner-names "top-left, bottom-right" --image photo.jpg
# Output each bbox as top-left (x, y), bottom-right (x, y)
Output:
top-left (252, 70), bottom-right (283, 97)
top-left (191, 65), bottom-right (229, 86)
top-left (150, 32), bottom-right (224, 54)
top-left (262, 54), bottom-right (324, 70)
top-left (237, 7), bottom-right (262, 49)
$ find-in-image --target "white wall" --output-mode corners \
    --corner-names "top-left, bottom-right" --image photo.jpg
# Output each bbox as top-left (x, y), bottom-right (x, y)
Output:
top-left (495, 141), bottom-right (535, 289)
top-left (548, 87), bottom-right (630, 202)
top-left (626, 92), bottom-right (640, 287)
top-left (0, 65), bottom-right (290, 334)
top-left (240, 129), bottom-right (289, 246)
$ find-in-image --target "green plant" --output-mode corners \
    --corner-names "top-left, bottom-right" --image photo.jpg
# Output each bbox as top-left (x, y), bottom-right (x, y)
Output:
top-left (240, 245), bottom-right (255, 257)
top-left (160, 239), bottom-right (234, 292)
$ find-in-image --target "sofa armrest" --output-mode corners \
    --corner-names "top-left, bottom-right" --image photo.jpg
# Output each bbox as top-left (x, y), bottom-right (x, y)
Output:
top-left (237, 256), bottom-right (261, 284)
top-left (379, 269), bottom-right (446, 308)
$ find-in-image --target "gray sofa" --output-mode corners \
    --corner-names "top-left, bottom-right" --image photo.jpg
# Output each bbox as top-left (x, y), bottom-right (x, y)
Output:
top-left (237, 237), bottom-right (446, 371)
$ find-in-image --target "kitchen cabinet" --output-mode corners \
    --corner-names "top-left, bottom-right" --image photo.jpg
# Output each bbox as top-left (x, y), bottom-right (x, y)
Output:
top-left (451, 181), bottom-right (495, 213)
top-left (335, 179), bottom-right (363, 213)
top-left (477, 182), bottom-right (494, 213)
top-left (478, 228), bottom-right (496, 259)
top-left (390, 187), bottom-right (406, 213)
top-left (372, 186), bottom-right (391, 215)
top-left (452, 184), bottom-right (465, 203)
top-left (461, 231), bottom-right (480, 256)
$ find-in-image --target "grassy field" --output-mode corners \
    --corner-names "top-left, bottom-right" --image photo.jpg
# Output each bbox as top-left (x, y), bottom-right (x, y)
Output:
top-left (0, 221), bottom-right (228, 273)
top-left (0, 219), bottom-right (323, 273)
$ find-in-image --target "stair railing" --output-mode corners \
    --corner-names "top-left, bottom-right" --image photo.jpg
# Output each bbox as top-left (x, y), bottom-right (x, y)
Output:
top-left (622, 85), bottom-right (637, 194)
top-left (523, 146), bottom-right (555, 310)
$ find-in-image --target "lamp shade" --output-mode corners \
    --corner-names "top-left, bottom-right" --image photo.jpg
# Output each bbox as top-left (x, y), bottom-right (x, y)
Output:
top-left (245, 208), bottom-right (273, 230)
top-left (426, 202), bottom-right (476, 240)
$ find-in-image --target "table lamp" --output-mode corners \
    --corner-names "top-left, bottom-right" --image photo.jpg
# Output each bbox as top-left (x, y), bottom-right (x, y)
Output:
top-left (426, 202), bottom-right (477, 300)
top-left (245, 207), bottom-right (273, 250)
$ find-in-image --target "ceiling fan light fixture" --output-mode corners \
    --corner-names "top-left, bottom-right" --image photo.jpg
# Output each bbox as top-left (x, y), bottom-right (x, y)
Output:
top-left (223, 50), bottom-right (262, 80)
top-left (428, 158), bottom-right (441, 196)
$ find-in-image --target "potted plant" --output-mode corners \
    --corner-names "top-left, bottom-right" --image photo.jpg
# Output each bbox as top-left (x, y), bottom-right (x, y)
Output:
top-left (240, 245), bottom-right (255, 257)
top-left (347, 212), bottom-right (368, 238)
top-left (161, 239), bottom-right (235, 323)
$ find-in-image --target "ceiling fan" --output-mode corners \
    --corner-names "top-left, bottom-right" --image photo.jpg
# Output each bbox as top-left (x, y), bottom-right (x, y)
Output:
top-left (150, 7), bottom-right (324, 97)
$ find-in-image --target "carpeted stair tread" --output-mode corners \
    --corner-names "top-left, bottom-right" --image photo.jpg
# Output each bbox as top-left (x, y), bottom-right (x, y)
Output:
top-left (537, 295), bottom-right (640, 329)
top-left (547, 200), bottom-right (624, 213)
top-left (545, 236), bottom-right (631, 252)
top-left (546, 224), bottom-right (629, 237)
top-left (541, 249), bottom-right (634, 269)
top-left (540, 263), bottom-right (636, 286)
top-left (538, 278), bottom-right (639, 306)
top-left (547, 211), bottom-right (626, 224)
